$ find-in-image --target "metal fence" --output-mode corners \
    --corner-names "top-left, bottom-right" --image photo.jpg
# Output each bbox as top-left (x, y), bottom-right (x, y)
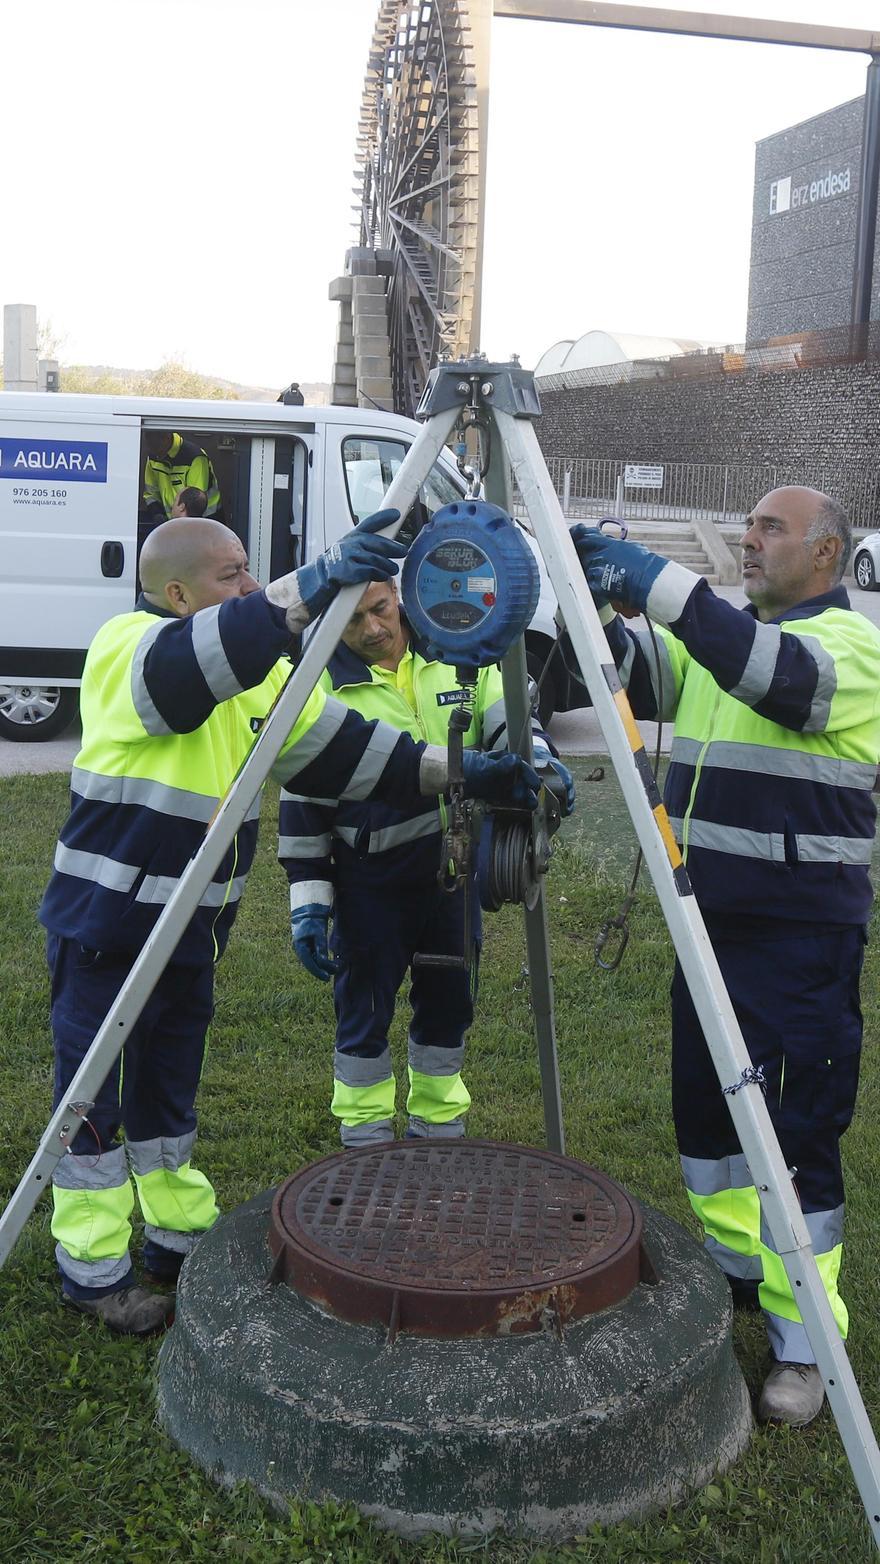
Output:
top-left (521, 457), bottom-right (880, 533)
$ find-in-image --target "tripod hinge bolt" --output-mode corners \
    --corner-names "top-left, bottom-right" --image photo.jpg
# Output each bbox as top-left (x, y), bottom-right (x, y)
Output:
top-left (481, 381), bottom-right (494, 396)
top-left (456, 381), bottom-right (470, 394)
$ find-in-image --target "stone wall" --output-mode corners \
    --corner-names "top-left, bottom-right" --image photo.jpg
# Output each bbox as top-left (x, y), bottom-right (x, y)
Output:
top-left (536, 360), bottom-right (880, 470)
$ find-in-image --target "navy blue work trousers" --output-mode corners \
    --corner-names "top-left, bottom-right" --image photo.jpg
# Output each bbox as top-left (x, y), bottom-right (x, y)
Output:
top-left (671, 924), bottom-right (864, 1222)
top-left (48, 934), bottom-right (214, 1155)
top-left (331, 874), bottom-right (481, 1059)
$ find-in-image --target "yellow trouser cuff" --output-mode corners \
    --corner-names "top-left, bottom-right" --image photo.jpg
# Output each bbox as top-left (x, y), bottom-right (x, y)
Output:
top-left (133, 1163), bottom-right (219, 1235)
top-left (759, 1242), bottom-right (848, 1335)
top-left (686, 1184), bottom-right (761, 1260)
top-left (406, 1066), bottom-right (471, 1125)
top-left (331, 1075), bottom-right (396, 1128)
top-left (51, 1182), bottom-right (135, 1264)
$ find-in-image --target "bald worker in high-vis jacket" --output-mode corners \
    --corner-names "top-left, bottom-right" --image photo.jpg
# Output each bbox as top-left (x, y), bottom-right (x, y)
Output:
top-left (39, 513), bottom-right (540, 1336)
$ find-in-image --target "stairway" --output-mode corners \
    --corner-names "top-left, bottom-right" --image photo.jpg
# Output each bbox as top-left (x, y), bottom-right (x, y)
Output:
top-left (621, 521), bottom-right (719, 584)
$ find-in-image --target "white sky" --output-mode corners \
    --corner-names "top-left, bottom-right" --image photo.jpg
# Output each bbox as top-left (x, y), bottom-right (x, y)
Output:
top-left (1, 0), bottom-right (877, 387)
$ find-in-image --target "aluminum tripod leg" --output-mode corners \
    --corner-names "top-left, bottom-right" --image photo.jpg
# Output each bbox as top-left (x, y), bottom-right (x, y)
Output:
top-left (483, 434), bottom-right (566, 1153)
top-left (0, 405), bottom-right (459, 1271)
top-left (495, 405), bottom-right (880, 1550)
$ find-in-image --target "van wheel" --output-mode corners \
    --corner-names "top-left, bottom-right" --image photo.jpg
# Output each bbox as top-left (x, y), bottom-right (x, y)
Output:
top-left (0, 685), bottom-right (79, 742)
top-left (854, 551), bottom-right (877, 591)
top-left (526, 649), bottom-right (557, 729)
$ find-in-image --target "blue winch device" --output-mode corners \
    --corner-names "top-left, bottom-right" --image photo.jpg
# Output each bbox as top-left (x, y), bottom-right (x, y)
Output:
top-left (400, 500), bottom-right (540, 671)
top-left (400, 500), bottom-right (556, 976)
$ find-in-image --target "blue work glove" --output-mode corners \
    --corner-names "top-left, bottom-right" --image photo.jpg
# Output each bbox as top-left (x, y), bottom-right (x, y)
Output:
top-left (570, 524), bottom-right (667, 615)
top-left (532, 742), bottom-right (576, 816)
top-left (296, 509), bottom-right (406, 618)
top-left (291, 901), bottom-right (338, 982)
top-left (461, 750), bottom-right (541, 811)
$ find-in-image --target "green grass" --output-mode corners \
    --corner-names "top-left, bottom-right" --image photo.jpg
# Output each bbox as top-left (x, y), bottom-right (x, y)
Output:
top-left (0, 768), bottom-right (878, 1562)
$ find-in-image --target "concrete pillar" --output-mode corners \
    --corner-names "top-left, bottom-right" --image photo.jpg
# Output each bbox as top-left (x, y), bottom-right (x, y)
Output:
top-left (3, 304), bottom-right (38, 392)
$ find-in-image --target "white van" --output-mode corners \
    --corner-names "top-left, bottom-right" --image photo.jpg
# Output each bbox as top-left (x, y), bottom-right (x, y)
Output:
top-left (0, 392), bottom-right (575, 740)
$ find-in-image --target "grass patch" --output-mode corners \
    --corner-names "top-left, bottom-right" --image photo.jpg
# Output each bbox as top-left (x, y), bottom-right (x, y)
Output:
top-left (0, 768), bottom-right (877, 1561)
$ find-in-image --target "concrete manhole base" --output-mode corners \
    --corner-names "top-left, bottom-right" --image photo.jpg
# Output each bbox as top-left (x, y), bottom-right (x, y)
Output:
top-left (156, 1183), bottom-right (752, 1540)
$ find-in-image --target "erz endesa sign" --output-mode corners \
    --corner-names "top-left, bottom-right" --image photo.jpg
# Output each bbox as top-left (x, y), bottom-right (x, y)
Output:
top-left (0, 438), bottom-right (108, 482)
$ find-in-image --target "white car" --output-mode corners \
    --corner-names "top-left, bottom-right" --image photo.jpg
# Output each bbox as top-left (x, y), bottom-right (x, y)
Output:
top-left (853, 534), bottom-right (880, 591)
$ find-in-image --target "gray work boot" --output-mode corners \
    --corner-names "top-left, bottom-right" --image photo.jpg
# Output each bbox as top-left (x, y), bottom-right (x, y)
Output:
top-left (757, 1360), bottom-right (825, 1427)
top-left (64, 1284), bottom-right (172, 1336)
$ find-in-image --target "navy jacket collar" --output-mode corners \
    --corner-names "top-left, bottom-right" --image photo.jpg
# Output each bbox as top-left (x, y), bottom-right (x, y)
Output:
top-left (743, 584), bottom-right (850, 626)
top-left (135, 593), bottom-right (178, 619)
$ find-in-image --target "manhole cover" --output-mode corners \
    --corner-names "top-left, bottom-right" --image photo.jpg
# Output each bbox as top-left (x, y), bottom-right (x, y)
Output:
top-left (268, 1140), bottom-right (644, 1335)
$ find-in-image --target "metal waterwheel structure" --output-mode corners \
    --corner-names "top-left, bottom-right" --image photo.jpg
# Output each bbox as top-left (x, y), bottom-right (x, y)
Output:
top-left (355, 1), bottom-right (487, 417)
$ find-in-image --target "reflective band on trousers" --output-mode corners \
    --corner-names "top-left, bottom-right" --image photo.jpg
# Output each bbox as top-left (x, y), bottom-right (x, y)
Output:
top-left (666, 816), bottom-right (873, 865)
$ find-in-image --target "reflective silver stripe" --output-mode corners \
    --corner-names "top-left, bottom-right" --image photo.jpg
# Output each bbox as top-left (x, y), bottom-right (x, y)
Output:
top-left (265, 569), bottom-right (309, 634)
top-left (131, 618), bottom-right (175, 736)
top-left (190, 604), bottom-right (245, 702)
top-left (677, 816), bottom-right (871, 863)
top-left (278, 833), bottom-right (332, 859)
top-left (760, 1204), bottom-right (844, 1258)
top-left (142, 1224), bottom-right (205, 1256)
top-left (409, 1040), bottom-right (466, 1077)
top-left (52, 1145), bottom-right (128, 1191)
top-left (126, 1132), bottom-right (197, 1178)
top-left (333, 1047), bottom-right (392, 1087)
top-left (279, 790), bottom-right (339, 807)
top-left (54, 842), bottom-right (140, 893)
top-left (290, 880), bottom-right (333, 912)
top-left (366, 812), bottom-right (441, 853)
top-left (272, 697), bottom-right (349, 783)
top-left (645, 560), bottom-right (698, 625)
top-left (681, 1152), bottom-right (753, 1197)
top-left (72, 766), bottom-right (219, 823)
top-left (703, 1235), bottom-right (764, 1280)
top-left (670, 737), bottom-right (703, 768)
top-left (728, 622), bottom-right (781, 706)
top-left (333, 813), bottom-right (440, 853)
top-left (343, 721), bottom-right (403, 801)
top-left (673, 819), bottom-right (785, 860)
top-left (617, 636), bottom-right (635, 690)
top-left (634, 631), bottom-right (678, 720)
top-left (765, 1315), bottom-right (815, 1363)
top-left (420, 743), bottom-right (448, 794)
top-left (135, 871), bottom-right (248, 907)
top-left (667, 739), bottom-right (878, 790)
top-left (340, 1119), bottom-right (394, 1147)
top-left (406, 1115), bottom-right (466, 1140)
top-left (799, 632), bottom-right (838, 732)
top-left (55, 1245), bottom-right (132, 1289)
top-left (797, 833), bottom-right (873, 864)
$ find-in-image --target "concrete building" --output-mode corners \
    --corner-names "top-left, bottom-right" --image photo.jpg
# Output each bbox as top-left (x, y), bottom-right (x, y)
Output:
top-left (746, 96), bottom-right (879, 343)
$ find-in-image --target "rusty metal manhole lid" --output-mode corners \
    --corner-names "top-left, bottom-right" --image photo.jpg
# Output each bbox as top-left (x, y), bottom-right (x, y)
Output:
top-left (268, 1140), bottom-right (643, 1336)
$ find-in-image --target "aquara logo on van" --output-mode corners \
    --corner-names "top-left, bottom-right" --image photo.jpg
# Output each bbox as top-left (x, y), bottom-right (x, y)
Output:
top-left (0, 439), bottom-right (108, 482)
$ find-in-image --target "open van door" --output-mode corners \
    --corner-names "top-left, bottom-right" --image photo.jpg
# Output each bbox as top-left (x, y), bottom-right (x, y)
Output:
top-left (0, 412), bottom-right (141, 739)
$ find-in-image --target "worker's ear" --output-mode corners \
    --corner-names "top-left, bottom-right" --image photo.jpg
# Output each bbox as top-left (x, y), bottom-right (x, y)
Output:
top-left (813, 532), bottom-right (840, 574)
top-left (164, 579), bottom-right (192, 616)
